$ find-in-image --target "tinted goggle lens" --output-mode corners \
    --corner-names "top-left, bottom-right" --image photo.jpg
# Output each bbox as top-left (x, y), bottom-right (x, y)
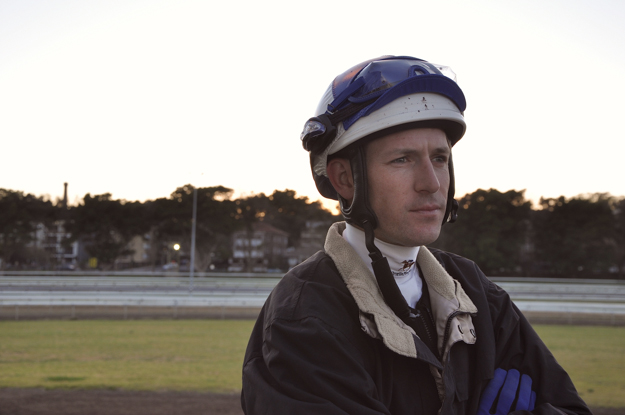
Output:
top-left (350, 59), bottom-right (457, 102)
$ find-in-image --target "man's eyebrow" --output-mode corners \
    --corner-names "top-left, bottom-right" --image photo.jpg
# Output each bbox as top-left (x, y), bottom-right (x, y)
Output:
top-left (387, 146), bottom-right (451, 156)
top-left (432, 146), bottom-right (451, 154)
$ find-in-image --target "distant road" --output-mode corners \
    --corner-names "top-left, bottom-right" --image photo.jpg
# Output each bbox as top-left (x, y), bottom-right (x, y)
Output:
top-left (1, 273), bottom-right (625, 315)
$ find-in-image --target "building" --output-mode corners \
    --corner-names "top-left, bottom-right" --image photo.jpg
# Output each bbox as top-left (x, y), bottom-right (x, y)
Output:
top-left (286, 219), bottom-right (332, 269)
top-left (28, 183), bottom-right (80, 269)
top-left (114, 234), bottom-right (152, 269)
top-left (228, 222), bottom-right (289, 272)
top-left (32, 221), bottom-right (80, 269)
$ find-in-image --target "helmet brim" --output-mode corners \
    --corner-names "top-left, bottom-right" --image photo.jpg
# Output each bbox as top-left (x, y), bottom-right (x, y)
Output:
top-left (312, 92), bottom-right (465, 179)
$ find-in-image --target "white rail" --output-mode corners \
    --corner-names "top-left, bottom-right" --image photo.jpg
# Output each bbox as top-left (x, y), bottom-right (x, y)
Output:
top-left (1, 275), bottom-right (624, 313)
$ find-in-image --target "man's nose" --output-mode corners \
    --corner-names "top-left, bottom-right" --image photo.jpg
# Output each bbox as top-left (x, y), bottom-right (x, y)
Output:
top-left (414, 160), bottom-right (440, 193)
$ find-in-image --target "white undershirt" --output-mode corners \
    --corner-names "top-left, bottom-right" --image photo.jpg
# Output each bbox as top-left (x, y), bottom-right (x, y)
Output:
top-left (342, 223), bottom-right (423, 308)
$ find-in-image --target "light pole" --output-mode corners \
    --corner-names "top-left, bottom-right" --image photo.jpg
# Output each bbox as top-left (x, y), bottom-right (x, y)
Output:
top-left (173, 243), bottom-right (180, 268)
top-left (189, 187), bottom-right (197, 293)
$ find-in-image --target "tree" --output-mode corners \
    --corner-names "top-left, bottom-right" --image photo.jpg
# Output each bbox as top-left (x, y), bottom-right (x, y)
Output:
top-left (0, 189), bottom-right (57, 269)
top-left (231, 193), bottom-right (273, 272)
top-left (193, 186), bottom-right (238, 270)
top-left (231, 190), bottom-right (337, 271)
top-left (533, 193), bottom-right (620, 277)
top-left (145, 185), bottom-right (238, 271)
top-left (65, 194), bottom-right (149, 269)
top-left (265, 189), bottom-right (336, 247)
top-left (432, 189), bottom-right (532, 276)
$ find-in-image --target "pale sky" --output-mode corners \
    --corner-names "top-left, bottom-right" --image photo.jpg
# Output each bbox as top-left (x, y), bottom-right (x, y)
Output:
top-left (1, 0), bottom-right (624, 211)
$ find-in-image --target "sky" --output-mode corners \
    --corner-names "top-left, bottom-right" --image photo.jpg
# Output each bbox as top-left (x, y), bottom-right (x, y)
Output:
top-left (1, 0), bottom-right (624, 212)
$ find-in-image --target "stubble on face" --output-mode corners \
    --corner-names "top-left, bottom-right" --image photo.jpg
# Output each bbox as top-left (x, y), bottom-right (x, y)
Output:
top-left (365, 128), bottom-right (450, 247)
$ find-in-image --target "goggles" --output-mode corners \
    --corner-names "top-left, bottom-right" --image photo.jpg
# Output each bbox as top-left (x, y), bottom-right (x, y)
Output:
top-left (301, 56), bottom-right (466, 153)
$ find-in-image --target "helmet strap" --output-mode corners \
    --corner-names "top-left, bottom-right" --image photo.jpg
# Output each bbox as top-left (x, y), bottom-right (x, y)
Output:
top-left (443, 153), bottom-right (458, 224)
top-left (339, 146), bottom-right (378, 228)
top-left (338, 145), bottom-right (410, 321)
top-left (362, 220), bottom-right (411, 321)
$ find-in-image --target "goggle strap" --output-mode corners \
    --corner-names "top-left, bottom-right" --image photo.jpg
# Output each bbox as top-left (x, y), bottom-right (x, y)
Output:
top-left (326, 99), bottom-right (374, 126)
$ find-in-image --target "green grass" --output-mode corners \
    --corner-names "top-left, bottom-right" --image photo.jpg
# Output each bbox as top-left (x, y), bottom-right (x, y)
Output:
top-left (0, 319), bottom-right (254, 392)
top-left (0, 320), bottom-right (623, 408)
top-left (533, 325), bottom-right (625, 408)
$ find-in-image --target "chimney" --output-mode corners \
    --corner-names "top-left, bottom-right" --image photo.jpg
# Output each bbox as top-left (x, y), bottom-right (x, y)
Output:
top-left (63, 182), bottom-right (68, 210)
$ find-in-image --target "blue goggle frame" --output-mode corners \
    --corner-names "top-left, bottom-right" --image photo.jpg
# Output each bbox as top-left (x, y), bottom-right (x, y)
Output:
top-left (301, 56), bottom-right (466, 152)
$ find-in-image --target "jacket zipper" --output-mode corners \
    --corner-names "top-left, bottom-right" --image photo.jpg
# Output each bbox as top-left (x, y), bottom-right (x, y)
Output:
top-left (411, 308), bottom-right (439, 359)
top-left (441, 310), bottom-right (464, 361)
top-left (437, 310), bottom-right (475, 410)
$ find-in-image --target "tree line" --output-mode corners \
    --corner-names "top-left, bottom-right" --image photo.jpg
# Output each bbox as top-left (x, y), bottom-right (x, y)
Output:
top-left (0, 186), bottom-right (335, 271)
top-left (0, 186), bottom-right (623, 278)
top-left (432, 189), bottom-right (625, 278)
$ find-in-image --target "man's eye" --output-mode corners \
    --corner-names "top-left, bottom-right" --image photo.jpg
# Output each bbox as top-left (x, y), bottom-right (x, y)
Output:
top-left (392, 157), bottom-right (407, 163)
top-left (433, 156), bottom-right (448, 164)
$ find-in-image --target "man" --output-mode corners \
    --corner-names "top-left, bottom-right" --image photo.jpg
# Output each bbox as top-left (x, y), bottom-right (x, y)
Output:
top-left (241, 56), bottom-right (590, 414)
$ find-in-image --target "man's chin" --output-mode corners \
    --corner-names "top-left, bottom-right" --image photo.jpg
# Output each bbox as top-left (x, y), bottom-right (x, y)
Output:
top-left (377, 227), bottom-right (442, 247)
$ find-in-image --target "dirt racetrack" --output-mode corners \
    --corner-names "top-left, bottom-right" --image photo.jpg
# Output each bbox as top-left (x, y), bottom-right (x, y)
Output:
top-left (0, 388), bottom-right (623, 415)
top-left (0, 389), bottom-right (243, 415)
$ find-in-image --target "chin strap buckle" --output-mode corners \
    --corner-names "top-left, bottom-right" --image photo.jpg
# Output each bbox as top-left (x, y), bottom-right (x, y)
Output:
top-left (447, 199), bottom-right (459, 223)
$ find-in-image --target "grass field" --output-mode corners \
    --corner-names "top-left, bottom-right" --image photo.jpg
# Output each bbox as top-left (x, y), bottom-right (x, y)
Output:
top-left (0, 320), bottom-right (624, 407)
top-left (0, 320), bottom-right (254, 393)
top-left (533, 325), bottom-right (625, 408)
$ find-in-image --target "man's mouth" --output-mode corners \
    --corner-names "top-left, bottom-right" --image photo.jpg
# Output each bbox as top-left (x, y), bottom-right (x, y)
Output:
top-left (410, 204), bottom-right (443, 213)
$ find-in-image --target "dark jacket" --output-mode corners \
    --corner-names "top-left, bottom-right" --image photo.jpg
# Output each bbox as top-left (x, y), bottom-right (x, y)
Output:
top-left (241, 222), bottom-right (590, 415)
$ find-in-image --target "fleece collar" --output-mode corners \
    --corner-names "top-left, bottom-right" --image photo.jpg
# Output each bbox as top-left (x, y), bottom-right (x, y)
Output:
top-left (324, 222), bottom-right (477, 360)
top-left (342, 223), bottom-right (420, 279)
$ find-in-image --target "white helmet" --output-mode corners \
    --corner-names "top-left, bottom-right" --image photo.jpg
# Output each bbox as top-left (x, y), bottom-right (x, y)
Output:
top-left (301, 55), bottom-right (466, 224)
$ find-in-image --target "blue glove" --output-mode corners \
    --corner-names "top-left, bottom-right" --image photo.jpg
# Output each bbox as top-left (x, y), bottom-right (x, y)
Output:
top-left (477, 368), bottom-right (536, 414)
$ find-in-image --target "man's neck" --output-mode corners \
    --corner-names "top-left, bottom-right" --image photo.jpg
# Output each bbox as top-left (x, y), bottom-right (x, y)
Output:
top-left (342, 223), bottom-right (423, 307)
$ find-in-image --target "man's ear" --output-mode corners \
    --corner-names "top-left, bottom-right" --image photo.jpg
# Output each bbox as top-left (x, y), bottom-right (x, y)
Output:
top-left (326, 158), bottom-right (354, 202)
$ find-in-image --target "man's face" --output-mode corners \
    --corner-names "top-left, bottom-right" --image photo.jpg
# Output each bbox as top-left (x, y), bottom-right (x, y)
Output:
top-left (366, 127), bottom-right (450, 247)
